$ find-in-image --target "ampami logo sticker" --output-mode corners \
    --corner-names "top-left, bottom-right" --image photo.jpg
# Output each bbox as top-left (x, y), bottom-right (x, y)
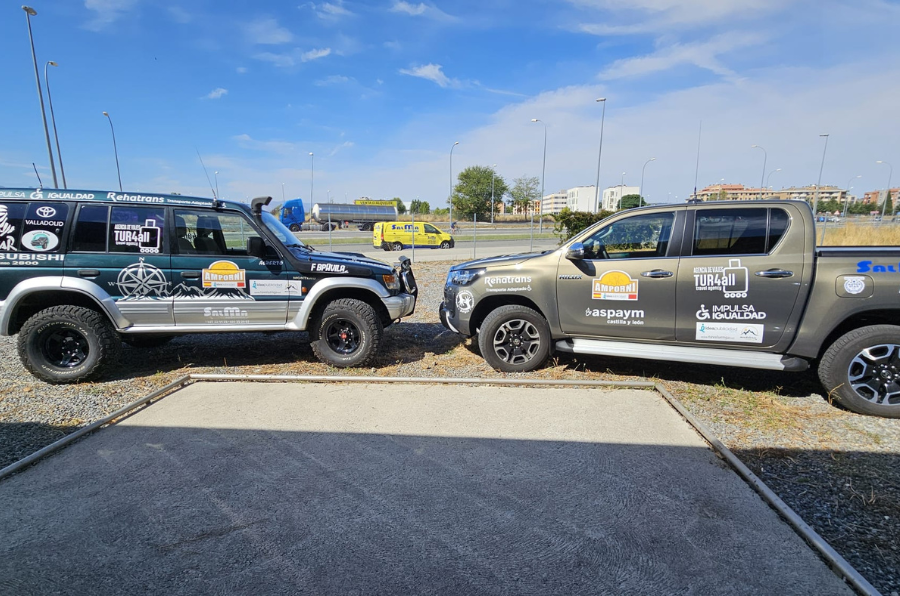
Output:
top-left (592, 270), bottom-right (638, 301)
top-left (202, 260), bottom-right (246, 288)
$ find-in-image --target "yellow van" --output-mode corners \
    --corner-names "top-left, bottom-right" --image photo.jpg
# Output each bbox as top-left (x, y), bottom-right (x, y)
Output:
top-left (373, 222), bottom-right (454, 251)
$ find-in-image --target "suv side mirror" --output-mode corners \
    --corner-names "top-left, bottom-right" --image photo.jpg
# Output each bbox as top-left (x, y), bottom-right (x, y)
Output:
top-left (566, 242), bottom-right (585, 260)
top-left (248, 236), bottom-right (266, 258)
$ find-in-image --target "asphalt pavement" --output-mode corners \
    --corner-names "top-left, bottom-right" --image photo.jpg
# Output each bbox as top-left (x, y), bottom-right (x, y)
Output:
top-left (0, 382), bottom-right (851, 595)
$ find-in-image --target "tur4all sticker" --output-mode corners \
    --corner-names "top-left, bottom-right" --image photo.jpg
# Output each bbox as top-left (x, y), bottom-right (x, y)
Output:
top-left (693, 259), bottom-right (748, 298)
top-left (112, 219), bottom-right (161, 254)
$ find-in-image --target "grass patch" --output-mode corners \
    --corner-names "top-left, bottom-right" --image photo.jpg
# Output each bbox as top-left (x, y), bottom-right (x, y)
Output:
top-left (819, 222), bottom-right (900, 246)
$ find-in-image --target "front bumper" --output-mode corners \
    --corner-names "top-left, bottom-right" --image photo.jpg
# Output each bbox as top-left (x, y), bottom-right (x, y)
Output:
top-left (439, 300), bottom-right (472, 336)
top-left (384, 293), bottom-right (416, 320)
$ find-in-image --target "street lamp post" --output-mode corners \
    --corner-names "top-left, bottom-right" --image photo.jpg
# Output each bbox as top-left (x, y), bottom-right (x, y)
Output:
top-left (877, 161), bottom-right (893, 221)
top-left (281, 182), bottom-right (285, 203)
top-left (309, 152), bottom-right (314, 205)
top-left (594, 98), bottom-right (607, 212)
top-left (214, 171), bottom-right (219, 198)
top-left (812, 133), bottom-right (829, 225)
top-left (44, 61), bottom-right (66, 189)
top-left (102, 111), bottom-right (123, 192)
top-left (23, 6), bottom-right (58, 188)
top-left (449, 141), bottom-right (459, 232)
top-left (491, 163), bottom-right (496, 225)
top-left (639, 157), bottom-right (656, 205)
top-left (531, 119), bottom-right (547, 249)
top-left (843, 175), bottom-right (861, 218)
top-left (751, 144), bottom-right (767, 197)
top-left (766, 168), bottom-right (782, 197)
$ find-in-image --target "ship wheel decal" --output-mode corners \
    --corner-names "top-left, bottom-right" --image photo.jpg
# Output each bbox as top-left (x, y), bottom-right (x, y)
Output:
top-left (117, 258), bottom-right (169, 299)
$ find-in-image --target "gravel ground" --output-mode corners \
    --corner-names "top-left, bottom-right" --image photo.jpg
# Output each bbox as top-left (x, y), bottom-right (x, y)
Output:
top-left (1, 259), bottom-right (899, 594)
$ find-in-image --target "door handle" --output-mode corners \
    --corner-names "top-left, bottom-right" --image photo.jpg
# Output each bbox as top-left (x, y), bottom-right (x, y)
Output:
top-left (77, 269), bottom-right (100, 278)
top-left (755, 269), bottom-right (793, 278)
top-left (641, 269), bottom-right (674, 278)
top-left (181, 271), bottom-right (201, 279)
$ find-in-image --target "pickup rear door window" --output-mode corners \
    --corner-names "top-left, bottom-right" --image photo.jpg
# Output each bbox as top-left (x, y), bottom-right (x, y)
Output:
top-left (556, 211), bottom-right (679, 341)
top-left (675, 207), bottom-right (802, 348)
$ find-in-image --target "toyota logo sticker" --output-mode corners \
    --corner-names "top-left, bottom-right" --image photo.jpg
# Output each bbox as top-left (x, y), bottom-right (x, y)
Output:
top-left (35, 206), bottom-right (57, 218)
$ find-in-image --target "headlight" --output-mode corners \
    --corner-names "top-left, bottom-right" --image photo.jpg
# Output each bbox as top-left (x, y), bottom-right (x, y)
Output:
top-left (382, 274), bottom-right (400, 290)
top-left (447, 268), bottom-right (483, 286)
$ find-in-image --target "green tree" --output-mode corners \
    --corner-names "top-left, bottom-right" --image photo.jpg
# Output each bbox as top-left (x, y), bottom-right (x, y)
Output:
top-left (553, 208), bottom-right (615, 241)
top-left (432, 207), bottom-right (449, 216)
top-left (885, 190), bottom-right (893, 215)
top-left (410, 199), bottom-right (430, 215)
top-left (508, 175), bottom-right (540, 214)
top-left (391, 197), bottom-right (407, 215)
top-left (619, 194), bottom-right (647, 210)
top-left (451, 165), bottom-right (509, 219)
top-left (848, 201), bottom-right (870, 215)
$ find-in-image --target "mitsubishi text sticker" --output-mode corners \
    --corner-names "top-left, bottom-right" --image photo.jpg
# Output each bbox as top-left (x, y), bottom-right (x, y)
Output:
top-left (592, 270), bottom-right (639, 301)
top-left (203, 260), bottom-right (246, 288)
top-left (693, 259), bottom-right (748, 298)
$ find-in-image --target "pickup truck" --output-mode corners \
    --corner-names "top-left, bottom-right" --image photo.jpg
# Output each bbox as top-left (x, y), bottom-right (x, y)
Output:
top-left (440, 200), bottom-right (900, 418)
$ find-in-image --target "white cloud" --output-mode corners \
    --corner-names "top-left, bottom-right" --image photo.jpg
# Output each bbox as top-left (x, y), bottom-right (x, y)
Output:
top-left (383, 40), bottom-right (402, 51)
top-left (318, 1), bottom-right (354, 18)
top-left (244, 17), bottom-right (294, 45)
top-left (389, 1), bottom-right (457, 21)
top-left (167, 6), bottom-right (191, 24)
top-left (83, 0), bottom-right (138, 31)
top-left (254, 47), bottom-right (332, 67)
top-left (232, 134), bottom-right (299, 155)
top-left (599, 33), bottom-right (762, 80)
top-left (204, 88), bottom-right (228, 100)
top-left (236, 66), bottom-right (248, 74)
top-left (399, 63), bottom-right (460, 88)
top-left (329, 141), bottom-right (355, 157)
top-left (570, 0), bottom-right (789, 31)
top-left (315, 75), bottom-right (352, 86)
top-left (391, 1), bottom-right (427, 15)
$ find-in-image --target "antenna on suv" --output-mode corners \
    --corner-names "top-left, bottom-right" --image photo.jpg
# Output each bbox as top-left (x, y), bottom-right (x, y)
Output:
top-left (32, 162), bottom-right (43, 188)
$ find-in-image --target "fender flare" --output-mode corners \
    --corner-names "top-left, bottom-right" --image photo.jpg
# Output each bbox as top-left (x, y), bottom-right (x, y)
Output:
top-left (288, 277), bottom-right (389, 331)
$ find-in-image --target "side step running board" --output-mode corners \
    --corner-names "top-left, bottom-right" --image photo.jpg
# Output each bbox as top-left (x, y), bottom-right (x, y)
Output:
top-left (555, 338), bottom-right (808, 372)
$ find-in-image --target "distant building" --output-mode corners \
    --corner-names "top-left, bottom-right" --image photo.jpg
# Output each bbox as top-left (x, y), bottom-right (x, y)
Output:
top-left (541, 190), bottom-right (568, 215)
top-left (602, 185), bottom-right (640, 211)
top-left (862, 188), bottom-right (900, 205)
top-left (690, 183), bottom-right (854, 204)
top-left (565, 186), bottom-right (599, 212)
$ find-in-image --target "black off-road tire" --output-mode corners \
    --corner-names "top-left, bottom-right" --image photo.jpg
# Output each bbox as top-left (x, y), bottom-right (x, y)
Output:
top-left (478, 305), bottom-right (551, 373)
top-left (311, 298), bottom-right (383, 368)
top-left (17, 306), bottom-right (121, 384)
top-left (819, 324), bottom-right (900, 418)
top-left (122, 334), bottom-right (175, 348)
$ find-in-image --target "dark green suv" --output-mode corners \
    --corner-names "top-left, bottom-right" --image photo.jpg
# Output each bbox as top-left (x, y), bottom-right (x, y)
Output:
top-left (0, 188), bottom-right (417, 383)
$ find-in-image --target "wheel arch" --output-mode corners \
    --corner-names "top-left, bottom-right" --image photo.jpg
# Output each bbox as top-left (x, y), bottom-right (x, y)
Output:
top-left (2, 278), bottom-right (126, 336)
top-left (295, 282), bottom-right (392, 332)
top-left (813, 310), bottom-right (900, 361)
top-left (469, 294), bottom-right (548, 336)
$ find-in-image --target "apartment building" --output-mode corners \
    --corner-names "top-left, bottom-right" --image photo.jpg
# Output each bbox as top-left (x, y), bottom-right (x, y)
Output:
top-left (602, 185), bottom-right (640, 211)
top-left (541, 190), bottom-right (568, 215)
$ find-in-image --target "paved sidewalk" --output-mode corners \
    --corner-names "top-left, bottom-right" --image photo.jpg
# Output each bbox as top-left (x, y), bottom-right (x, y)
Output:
top-left (0, 383), bottom-right (851, 595)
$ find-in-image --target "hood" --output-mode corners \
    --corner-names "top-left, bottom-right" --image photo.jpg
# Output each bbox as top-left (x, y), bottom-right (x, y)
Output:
top-left (309, 249), bottom-right (394, 272)
top-left (450, 250), bottom-right (553, 271)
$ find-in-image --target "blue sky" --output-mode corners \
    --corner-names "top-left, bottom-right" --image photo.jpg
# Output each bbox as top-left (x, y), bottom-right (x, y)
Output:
top-left (1, 0), bottom-right (899, 208)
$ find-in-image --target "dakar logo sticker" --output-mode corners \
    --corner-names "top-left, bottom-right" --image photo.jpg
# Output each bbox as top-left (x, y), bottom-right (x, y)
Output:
top-left (0, 205), bottom-right (16, 251)
top-left (202, 260), bottom-right (246, 289)
top-left (455, 290), bottom-right (475, 313)
top-left (592, 270), bottom-right (638, 301)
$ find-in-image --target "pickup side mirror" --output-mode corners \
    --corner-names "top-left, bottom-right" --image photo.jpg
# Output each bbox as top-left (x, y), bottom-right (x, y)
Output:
top-left (247, 236), bottom-right (266, 258)
top-left (566, 242), bottom-right (585, 260)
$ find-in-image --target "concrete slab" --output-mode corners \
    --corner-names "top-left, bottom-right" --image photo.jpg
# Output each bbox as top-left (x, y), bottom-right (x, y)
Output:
top-left (0, 383), bottom-right (851, 595)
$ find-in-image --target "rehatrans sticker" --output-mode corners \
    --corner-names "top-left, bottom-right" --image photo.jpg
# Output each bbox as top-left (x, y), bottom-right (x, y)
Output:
top-left (695, 322), bottom-right (764, 344)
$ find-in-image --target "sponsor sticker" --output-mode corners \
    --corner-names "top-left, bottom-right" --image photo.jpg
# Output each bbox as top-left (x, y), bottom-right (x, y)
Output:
top-left (585, 308), bottom-right (644, 325)
top-left (312, 262), bottom-right (347, 273)
top-left (695, 322), bottom-right (764, 344)
top-left (0, 205), bottom-right (16, 251)
top-left (856, 260), bottom-right (900, 273)
top-left (843, 276), bottom-right (866, 295)
top-left (695, 304), bottom-right (766, 321)
top-left (112, 219), bottom-right (161, 253)
top-left (592, 270), bottom-right (638, 301)
top-left (248, 279), bottom-right (303, 296)
top-left (456, 290), bottom-right (475, 313)
top-left (693, 259), bottom-right (748, 298)
top-left (203, 306), bottom-right (250, 323)
top-left (484, 275), bottom-right (532, 292)
top-left (35, 206), bottom-right (56, 218)
top-left (203, 260), bottom-right (246, 288)
top-left (21, 230), bottom-right (59, 252)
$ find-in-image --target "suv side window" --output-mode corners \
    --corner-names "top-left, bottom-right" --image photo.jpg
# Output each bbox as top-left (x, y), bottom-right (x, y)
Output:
top-left (583, 212), bottom-right (675, 259)
top-left (109, 206), bottom-right (165, 254)
top-left (174, 210), bottom-right (261, 256)
top-left (692, 208), bottom-right (788, 256)
top-left (72, 205), bottom-right (109, 252)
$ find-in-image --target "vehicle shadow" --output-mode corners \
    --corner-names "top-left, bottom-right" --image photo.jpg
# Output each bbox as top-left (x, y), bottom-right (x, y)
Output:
top-left (550, 351), bottom-right (823, 398)
top-left (106, 323), bottom-right (463, 380)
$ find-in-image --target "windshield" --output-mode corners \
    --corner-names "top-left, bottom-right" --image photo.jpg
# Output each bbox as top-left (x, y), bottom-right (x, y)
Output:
top-left (260, 211), bottom-right (308, 249)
